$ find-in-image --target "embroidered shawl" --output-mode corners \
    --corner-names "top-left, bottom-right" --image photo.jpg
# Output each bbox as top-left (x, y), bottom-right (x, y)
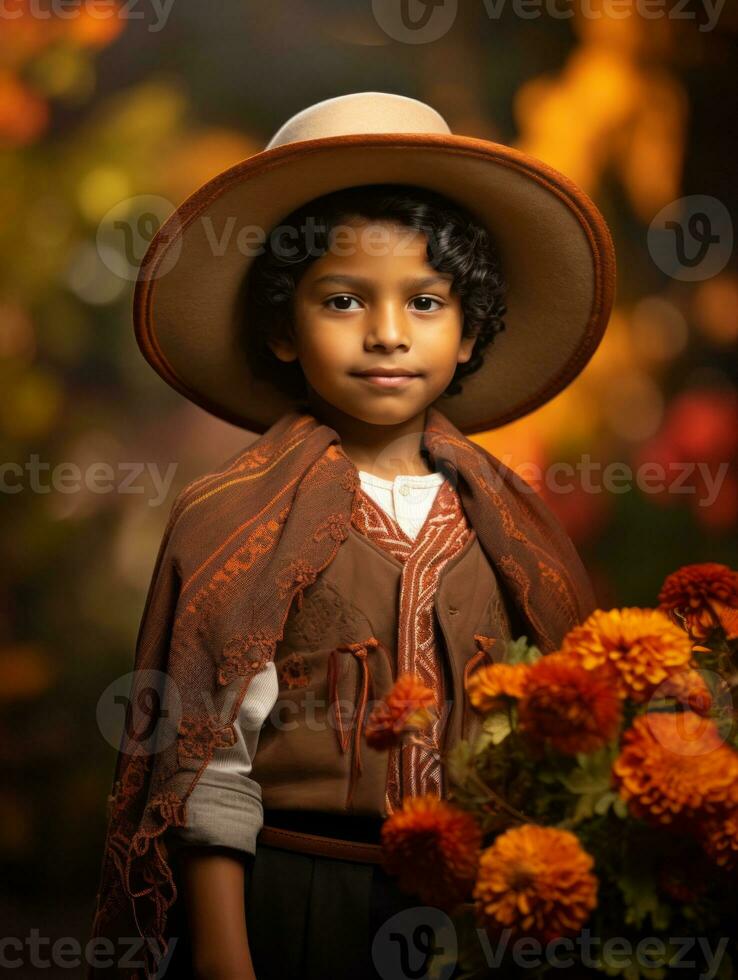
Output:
top-left (88, 405), bottom-right (596, 977)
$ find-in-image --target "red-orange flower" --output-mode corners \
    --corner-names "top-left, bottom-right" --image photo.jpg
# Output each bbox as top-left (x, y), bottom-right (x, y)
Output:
top-left (517, 652), bottom-right (623, 755)
top-left (711, 601), bottom-right (738, 641)
top-left (612, 711), bottom-right (738, 827)
top-left (561, 608), bottom-right (693, 704)
top-left (381, 795), bottom-right (482, 908)
top-left (658, 562), bottom-right (738, 640)
top-left (473, 824), bottom-right (598, 943)
top-left (656, 669), bottom-right (713, 716)
top-left (365, 673), bottom-right (436, 750)
top-left (466, 662), bottom-right (531, 713)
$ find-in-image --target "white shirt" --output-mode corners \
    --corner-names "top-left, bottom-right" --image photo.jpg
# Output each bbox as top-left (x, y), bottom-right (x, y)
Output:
top-left (356, 468), bottom-right (446, 539)
top-left (167, 468), bottom-right (446, 854)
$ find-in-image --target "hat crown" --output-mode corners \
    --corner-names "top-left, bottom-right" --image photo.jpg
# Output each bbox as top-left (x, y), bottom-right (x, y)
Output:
top-left (265, 91), bottom-right (452, 150)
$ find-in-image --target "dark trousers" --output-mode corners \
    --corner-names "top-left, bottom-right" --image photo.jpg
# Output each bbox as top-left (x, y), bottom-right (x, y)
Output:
top-left (163, 825), bottom-right (467, 979)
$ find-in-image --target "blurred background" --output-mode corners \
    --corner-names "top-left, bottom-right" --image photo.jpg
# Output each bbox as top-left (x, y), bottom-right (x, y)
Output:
top-left (1, 0), bottom-right (736, 969)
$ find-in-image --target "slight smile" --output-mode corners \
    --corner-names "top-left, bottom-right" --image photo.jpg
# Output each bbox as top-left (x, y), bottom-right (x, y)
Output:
top-left (352, 374), bottom-right (420, 387)
top-left (351, 364), bottom-right (420, 388)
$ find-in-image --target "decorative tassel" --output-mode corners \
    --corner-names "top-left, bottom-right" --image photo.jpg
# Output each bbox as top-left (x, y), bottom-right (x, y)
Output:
top-left (326, 636), bottom-right (384, 808)
top-left (464, 633), bottom-right (496, 690)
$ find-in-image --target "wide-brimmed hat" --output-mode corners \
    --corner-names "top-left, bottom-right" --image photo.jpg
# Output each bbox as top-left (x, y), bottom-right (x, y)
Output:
top-left (133, 91), bottom-right (616, 435)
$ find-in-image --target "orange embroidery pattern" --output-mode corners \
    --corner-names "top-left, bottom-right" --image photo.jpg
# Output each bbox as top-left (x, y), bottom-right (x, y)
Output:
top-left (278, 652), bottom-right (312, 689)
top-left (218, 631), bottom-right (276, 687)
top-left (177, 715), bottom-right (237, 762)
top-left (351, 477), bottom-right (474, 811)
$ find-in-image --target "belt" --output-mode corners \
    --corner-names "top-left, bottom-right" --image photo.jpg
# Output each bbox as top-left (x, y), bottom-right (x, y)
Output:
top-left (257, 812), bottom-right (478, 911)
top-left (258, 809), bottom-right (385, 864)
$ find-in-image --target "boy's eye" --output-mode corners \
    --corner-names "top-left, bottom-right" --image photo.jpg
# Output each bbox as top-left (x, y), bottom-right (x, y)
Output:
top-left (410, 296), bottom-right (444, 312)
top-left (324, 295), bottom-right (361, 311)
top-left (324, 295), bottom-right (445, 312)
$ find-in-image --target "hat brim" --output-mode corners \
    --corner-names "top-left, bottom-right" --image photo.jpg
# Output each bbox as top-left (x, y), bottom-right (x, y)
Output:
top-left (133, 132), bottom-right (616, 435)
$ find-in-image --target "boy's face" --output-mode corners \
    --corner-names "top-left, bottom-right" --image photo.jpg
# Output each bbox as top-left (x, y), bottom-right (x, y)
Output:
top-left (267, 218), bottom-right (476, 428)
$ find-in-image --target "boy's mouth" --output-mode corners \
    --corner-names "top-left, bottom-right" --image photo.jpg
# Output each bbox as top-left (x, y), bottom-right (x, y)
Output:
top-left (353, 374), bottom-right (420, 388)
top-left (350, 367), bottom-right (422, 388)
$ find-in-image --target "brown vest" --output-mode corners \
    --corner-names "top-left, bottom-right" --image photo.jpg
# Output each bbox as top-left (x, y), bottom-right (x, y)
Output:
top-left (250, 513), bottom-right (517, 817)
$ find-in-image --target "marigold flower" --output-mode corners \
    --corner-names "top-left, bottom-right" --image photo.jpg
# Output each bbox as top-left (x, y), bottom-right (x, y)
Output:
top-left (656, 669), bottom-right (713, 716)
top-left (466, 662), bottom-right (531, 713)
top-left (658, 562), bottom-right (738, 640)
top-left (561, 607), bottom-right (693, 704)
top-left (701, 810), bottom-right (738, 870)
top-left (473, 824), bottom-right (598, 943)
top-left (517, 652), bottom-right (623, 755)
top-left (365, 673), bottom-right (436, 750)
top-left (381, 794), bottom-right (482, 907)
top-left (612, 711), bottom-right (738, 827)
top-left (710, 600), bottom-right (738, 641)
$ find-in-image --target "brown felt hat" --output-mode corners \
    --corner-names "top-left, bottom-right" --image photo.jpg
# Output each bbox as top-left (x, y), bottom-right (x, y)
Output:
top-left (133, 91), bottom-right (616, 435)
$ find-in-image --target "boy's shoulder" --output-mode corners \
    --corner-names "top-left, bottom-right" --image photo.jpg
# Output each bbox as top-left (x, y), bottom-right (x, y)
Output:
top-left (165, 434), bottom-right (272, 541)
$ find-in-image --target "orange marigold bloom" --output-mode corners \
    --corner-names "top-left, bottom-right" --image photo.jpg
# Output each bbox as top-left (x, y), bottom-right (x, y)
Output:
top-left (656, 669), bottom-right (713, 716)
top-left (612, 711), bottom-right (738, 827)
top-left (466, 662), bottom-right (531, 713)
top-left (517, 652), bottom-right (623, 755)
top-left (365, 672), bottom-right (436, 750)
top-left (473, 824), bottom-right (598, 943)
top-left (561, 607), bottom-right (693, 704)
top-left (701, 809), bottom-right (738, 870)
top-left (658, 562), bottom-right (738, 640)
top-left (710, 600), bottom-right (738, 641)
top-left (381, 794), bottom-right (482, 908)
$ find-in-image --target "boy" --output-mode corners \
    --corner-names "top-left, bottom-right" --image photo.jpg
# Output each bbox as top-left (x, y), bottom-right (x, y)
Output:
top-left (89, 92), bottom-right (615, 979)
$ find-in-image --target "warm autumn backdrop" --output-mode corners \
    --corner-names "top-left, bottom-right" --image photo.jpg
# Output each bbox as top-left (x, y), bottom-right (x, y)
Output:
top-left (0, 0), bottom-right (736, 965)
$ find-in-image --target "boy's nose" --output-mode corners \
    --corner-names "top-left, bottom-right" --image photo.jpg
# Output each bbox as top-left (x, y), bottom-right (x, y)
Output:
top-left (364, 305), bottom-right (411, 349)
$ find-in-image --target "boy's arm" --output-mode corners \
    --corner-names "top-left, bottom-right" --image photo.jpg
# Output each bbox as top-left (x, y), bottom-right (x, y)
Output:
top-left (167, 662), bottom-right (279, 853)
top-left (164, 664), bottom-right (279, 978)
top-left (178, 845), bottom-right (257, 980)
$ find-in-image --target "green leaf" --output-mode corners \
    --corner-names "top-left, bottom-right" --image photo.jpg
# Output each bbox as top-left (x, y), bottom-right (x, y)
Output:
top-left (613, 795), bottom-right (629, 819)
top-left (616, 862), bottom-right (672, 932)
top-left (556, 767), bottom-right (610, 795)
top-left (478, 710), bottom-right (511, 747)
top-left (446, 739), bottom-right (475, 788)
top-left (594, 790), bottom-right (619, 815)
top-left (504, 635), bottom-right (542, 666)
top-left (573, 792), bottom-right (597, 822)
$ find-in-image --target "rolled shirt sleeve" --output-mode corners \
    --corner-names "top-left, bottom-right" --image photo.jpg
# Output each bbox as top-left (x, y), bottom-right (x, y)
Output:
top-left (166, 661), bottom-right (279, 856)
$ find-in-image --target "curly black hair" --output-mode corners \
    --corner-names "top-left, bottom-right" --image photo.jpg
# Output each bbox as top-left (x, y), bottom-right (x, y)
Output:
top-left (237, 182), bottom-right (507, 402)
